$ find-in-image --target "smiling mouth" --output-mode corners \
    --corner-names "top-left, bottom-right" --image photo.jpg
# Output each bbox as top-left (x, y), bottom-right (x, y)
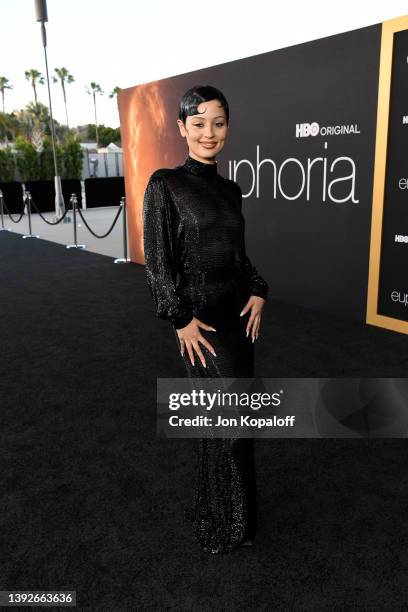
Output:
top-left (201, 142), bottom-right (217, 147)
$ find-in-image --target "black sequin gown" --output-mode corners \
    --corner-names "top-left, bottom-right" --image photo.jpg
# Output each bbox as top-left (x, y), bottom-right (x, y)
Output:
top-left (142, 153), bottom-right (269, 554)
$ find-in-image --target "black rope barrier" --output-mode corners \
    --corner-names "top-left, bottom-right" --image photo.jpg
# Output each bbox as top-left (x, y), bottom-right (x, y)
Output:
top-left (30, 195), bottom-right (72, 224)
top-left (1, 196), bottom-right (25, 223)
top-left (0, 189), bottom-right (130, 263)
top-left (76, 201), bottom-right (123, 238)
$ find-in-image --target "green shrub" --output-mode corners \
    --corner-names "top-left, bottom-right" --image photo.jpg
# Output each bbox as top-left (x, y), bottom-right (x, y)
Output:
top-left (39, 135), bottom-right (64, 180)
top-left (0, 146), bottom-right (16, 182)
top-left (64, 136), bottom-right (84, 179)
top-left (14, 136), bottom-right (40, 181)
top-left (10, 135), bottom-right (84, 181)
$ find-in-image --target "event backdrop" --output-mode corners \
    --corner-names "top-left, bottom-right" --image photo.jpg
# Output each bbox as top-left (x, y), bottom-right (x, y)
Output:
top-left (366, 16), bottom-right (408, 335)
top-left (118, 14), bottom-right (408, 335)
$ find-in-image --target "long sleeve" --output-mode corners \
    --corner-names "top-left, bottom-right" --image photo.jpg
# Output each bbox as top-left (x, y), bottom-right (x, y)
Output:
top-left (142, 171), bottom-right (194, 329)
top-left (234, 182), bottom-right (269, 300)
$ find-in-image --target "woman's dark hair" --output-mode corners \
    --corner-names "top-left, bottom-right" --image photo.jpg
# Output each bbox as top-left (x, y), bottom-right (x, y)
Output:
top-left (178, 85), bottom-right (229, 125)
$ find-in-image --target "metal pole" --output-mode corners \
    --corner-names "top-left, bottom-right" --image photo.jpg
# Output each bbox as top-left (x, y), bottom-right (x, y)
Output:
top-left (72, 194), bottom-right (77, 245)
top-left (104, 152), bottom-right (108, 177)
top-left (0, 190), bottom-right (8, 231)
top-left (86, 149), bottom-right (91, 178)
top-left (66, 193), bottom-right (86, 249)
top-left (22, 191), bottom-right (40, 239)
top-left (35, 0), bottom-right (70, 224)
top-left (114, 196), bottom-right (130, 264)
top-left (27, 193), bottom-right (32, 235)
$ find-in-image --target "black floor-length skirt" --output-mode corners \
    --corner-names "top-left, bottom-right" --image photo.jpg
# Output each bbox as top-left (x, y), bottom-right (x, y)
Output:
top-left (173, 274), bottom-right (257, 554)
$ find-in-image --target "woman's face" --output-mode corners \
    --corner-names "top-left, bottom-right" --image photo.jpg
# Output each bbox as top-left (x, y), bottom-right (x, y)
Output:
top-left (177, 98), bottom-right (228, 163)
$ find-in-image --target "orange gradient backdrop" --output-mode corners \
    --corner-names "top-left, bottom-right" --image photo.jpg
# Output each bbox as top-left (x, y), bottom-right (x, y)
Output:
top-left (118, 81), bottom-right (186, 264)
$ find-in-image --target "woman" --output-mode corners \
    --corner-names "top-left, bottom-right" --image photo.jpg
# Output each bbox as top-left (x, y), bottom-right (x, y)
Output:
top-left (142, 85), bottom-right (268, 554)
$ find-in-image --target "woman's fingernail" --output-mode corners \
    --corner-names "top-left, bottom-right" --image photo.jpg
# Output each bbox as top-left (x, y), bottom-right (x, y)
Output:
top-left (246, 330), bottom-right (248, 337)
top-left (203, 363), bottom-right (206, 368)
top-left (252, 337), bottom-right (255, 343)
top-left (212, 352), bottom-right (217, 357)
top-left (211, 328), bottom-right (217, 331)
top-left (240, 312), bottom-right (244, 317)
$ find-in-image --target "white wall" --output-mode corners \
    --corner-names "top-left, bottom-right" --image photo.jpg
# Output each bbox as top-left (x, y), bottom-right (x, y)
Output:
top-left (82, 150), bottom-right (123, 179)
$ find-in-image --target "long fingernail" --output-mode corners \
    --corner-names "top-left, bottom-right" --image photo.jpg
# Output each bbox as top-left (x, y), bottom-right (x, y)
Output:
top-left (240, 312), bottom-right (244, 317)
top-left (252, 337), bottom-right (255, 343)
top-left (246, 330), bottom-right (248, 337)
top-left (211, 328), bottom-right (217, 331)
top-left (203, 363), bottom-right (206, 368)
top-left (212, 352), bottom-right (217, 357)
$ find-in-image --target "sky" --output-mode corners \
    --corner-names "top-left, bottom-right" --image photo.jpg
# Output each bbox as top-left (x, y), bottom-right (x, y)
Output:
top-left (1, 0), bottom-right (407, 129)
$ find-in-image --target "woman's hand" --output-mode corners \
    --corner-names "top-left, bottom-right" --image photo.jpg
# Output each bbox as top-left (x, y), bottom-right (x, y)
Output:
top-left (240, 296), bottom-right (266, 342)
top-left (177, 317), bottom-right (217, 368)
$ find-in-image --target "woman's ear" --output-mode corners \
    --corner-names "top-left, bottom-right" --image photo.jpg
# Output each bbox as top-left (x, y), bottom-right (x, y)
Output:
top-left (176, 119), bottom-right (187, 138)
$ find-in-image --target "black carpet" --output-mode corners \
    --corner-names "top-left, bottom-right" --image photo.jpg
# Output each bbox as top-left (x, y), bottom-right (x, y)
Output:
top-left (1, 230), bottom-right (408, 611)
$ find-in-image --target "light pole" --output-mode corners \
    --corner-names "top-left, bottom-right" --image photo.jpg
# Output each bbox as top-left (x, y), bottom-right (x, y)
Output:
top-left (34, 0), bottom-right (69, 223)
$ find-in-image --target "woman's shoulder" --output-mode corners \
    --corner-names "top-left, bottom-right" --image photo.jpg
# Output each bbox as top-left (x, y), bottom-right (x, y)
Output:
top-left (146, 166), bottom-right (186, 191)
top-left (147, 167), bottom-right (174, 183)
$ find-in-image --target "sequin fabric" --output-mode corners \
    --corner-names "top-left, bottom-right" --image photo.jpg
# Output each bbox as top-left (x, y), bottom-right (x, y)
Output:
top-left (142, 153), bottom-right (269, 554)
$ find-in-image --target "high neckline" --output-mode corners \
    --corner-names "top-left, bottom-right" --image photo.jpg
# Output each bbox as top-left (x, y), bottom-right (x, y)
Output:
top-left (183, 154), bottom-right (218, 178)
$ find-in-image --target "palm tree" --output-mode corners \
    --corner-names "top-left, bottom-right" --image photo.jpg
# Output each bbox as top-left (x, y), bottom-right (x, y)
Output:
top-left (13, 109), bottom-right (35, 139)
top-left (12, 103), bottom-right (48, 146)
top-left (85, 81), bottom-right (104, 147)
top-left (109, 86), bottom-right (121, 105)
top-left (24, 69), bottom-right (45, 108)
top-left (109, 86), bottom-right (122, 132)
top-left (0, 112), bottom-right (18, 144)
top-left (0, 76), bottom-right (13, 114)
top-left (52, 67), bottom-right (74, 128)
